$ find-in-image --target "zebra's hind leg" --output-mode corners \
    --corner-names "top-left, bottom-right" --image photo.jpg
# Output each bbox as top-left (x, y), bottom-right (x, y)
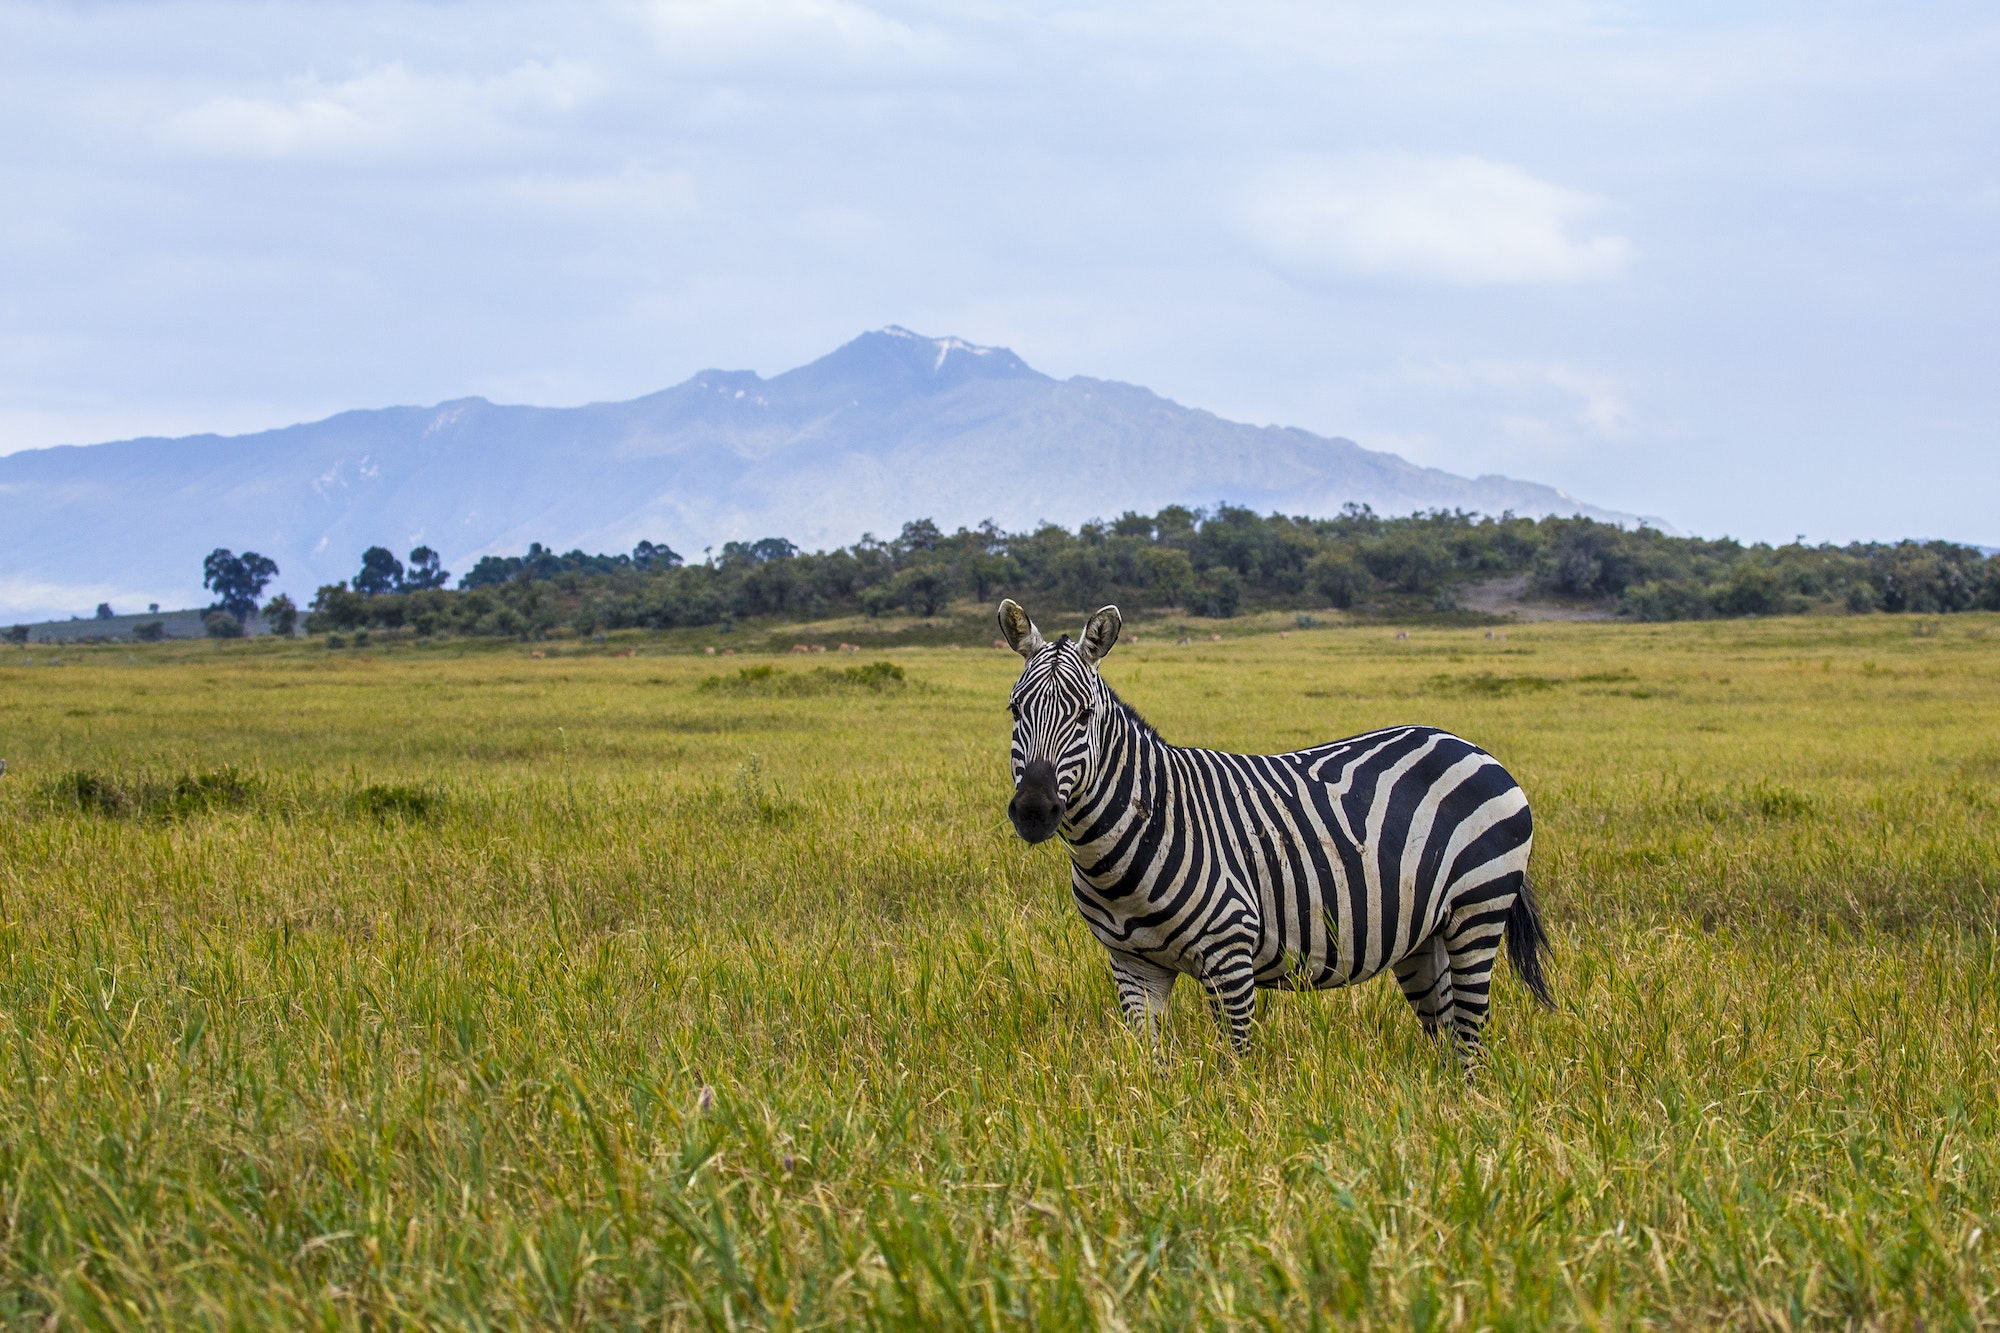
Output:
top-left (1440, 892), bottom-right (1515, 1062)
top-left (1106, 950), bottom-right (1177, 1044)
top-left (1392, 933), bottom-right (1456, 1042)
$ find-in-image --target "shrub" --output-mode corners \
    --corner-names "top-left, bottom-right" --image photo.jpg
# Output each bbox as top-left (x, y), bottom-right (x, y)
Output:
top-left (263, 594), bottom-right (299, 637)
top-left (45, 766), bottom-right (261, 819)
top-left (349, 782), bottom-right (438, 822)
top-left (1714, 564), bottom-right (1782, 617)
top-left (1622, 581), bottom-right (1714, 622)
top-left (133, 620), bottom-right (167, 642)
top-left (1138, 546), bottom-right (1194, 607)
top-left (203, 611), bottom-right (243, 638)
top-left (1305, 551), bottom-right (1369, 608)
top-left (1428, 672), bottom-right (1563, 697)
top-left (305, 582), bottom-right (367, 633)
top-left (699, 662), bottom-right (907, 695)
top-left (889, 566), bottom-right (954, 617)
top-left (1187, 569), bottom-right (1242, 619)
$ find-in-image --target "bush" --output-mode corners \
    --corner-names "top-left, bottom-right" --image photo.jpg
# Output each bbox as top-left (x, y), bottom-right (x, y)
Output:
top-left (305, 583), bottom-right (367, 633)
top-left (1138, 546), bottom-right (1194, 606)
top-left (263, 594), bottom-right (298, 637)
top-left (46, 766), bottom-right (261, 819)
top-left (133, 621), bottom-right (166, 642)
top-left (1363, 533), bottom-right (1452, 594)
top-left (1714, 564), bottom-right (1782, 617)
top-left (203, 611), bottom-right (243, 638)
top-left (1305, 551), bottom-right (1369, 608)
top-left (699, 662), bottom-right (907, 695)
top-left (890, 566), bottom-right (954, 617)
top-left (1187, 569), bottom-right (1242, 619)
top-left (1622, 581), bottom-right (1714, 622)
top-left (349, 782), bottom-right (438, 822)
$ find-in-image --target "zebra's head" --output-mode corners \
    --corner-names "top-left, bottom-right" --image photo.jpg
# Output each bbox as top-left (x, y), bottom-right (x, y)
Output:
top-left (998, 598), bottom-right (1122, 844)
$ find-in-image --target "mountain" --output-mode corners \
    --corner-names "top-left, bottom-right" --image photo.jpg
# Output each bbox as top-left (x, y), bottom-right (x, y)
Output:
top-left (0, 327), bottom-right (1661, 620)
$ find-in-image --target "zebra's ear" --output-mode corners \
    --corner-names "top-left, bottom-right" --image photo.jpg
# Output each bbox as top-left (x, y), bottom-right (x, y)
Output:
top-left (998, 599), bottom-right (1045, 657)
top-left (1078, 605), bottom-right (1122, 665)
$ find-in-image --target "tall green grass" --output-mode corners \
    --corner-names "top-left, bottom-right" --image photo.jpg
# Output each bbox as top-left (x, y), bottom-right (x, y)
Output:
top-left (1, 615), bottom-right (1996, 1327)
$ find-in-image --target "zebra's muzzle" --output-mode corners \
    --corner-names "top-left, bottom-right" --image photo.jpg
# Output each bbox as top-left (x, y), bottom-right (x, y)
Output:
top-left (1008, 760), bottom-right (1064, 844)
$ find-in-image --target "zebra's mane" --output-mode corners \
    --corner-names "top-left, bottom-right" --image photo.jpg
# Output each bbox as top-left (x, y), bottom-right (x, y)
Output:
top-left (1100, 680), bottom-right (1163, 744)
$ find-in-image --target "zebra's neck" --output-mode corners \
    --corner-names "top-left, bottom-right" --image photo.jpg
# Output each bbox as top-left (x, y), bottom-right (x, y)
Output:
top-left (1060, 690), bottom-right (1167, 869)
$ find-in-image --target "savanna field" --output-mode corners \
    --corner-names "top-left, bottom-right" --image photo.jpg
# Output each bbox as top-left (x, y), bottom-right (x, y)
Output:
top-left (2, 614), bottom-right (1998, 1329)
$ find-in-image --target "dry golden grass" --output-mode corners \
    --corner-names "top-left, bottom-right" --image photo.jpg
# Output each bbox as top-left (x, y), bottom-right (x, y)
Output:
top-left (1, 614), bottom-right (1997, 1328)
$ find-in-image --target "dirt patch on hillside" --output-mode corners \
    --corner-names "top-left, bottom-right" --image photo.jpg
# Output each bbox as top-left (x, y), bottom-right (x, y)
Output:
top-left (1458, 575), bottom-right (1617, 622)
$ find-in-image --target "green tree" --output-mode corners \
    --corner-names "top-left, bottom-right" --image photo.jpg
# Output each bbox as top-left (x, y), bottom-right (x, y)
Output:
top-left (400, 547), bottom-right (450, 591)
top-left (355, 547), bottom-right (404, 595)
top-left (203, 549), bottom-right (279, 621)
top-left (305, 584), bottom-right (368, 633)
top-left (1305, 550), bottom-right (1370, 608)
top-left (1138, 547), bottom-right (1194, 607)
top-left (263, 594), bottom-right (299, 637)
top-left (965, 554), bottom-right (1016, 604)
top-left (632, 540), bottom-right (682, 571)
top-left (1188, 568), bottom-right (1242, 618)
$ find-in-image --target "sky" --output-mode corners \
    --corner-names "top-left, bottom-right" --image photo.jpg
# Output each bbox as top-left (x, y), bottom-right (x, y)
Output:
top-left (1, 0), bottom-right (1995, 546)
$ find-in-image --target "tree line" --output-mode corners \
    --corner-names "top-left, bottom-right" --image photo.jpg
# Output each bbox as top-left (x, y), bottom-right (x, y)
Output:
top-left (291, 507), bottom-right (2000, 640)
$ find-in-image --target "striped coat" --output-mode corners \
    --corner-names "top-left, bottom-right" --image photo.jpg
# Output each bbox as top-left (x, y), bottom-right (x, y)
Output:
top-left (1000, 599), bottom-right (1550, 1053)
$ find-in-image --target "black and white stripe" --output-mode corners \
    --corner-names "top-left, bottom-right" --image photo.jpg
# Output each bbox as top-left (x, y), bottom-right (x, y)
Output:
top-left (1000, 599), bottom-right (1551, 1054)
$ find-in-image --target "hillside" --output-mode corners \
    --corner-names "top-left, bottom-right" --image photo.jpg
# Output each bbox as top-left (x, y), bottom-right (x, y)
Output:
top-left (0, 327), bottom-right (1655, 618)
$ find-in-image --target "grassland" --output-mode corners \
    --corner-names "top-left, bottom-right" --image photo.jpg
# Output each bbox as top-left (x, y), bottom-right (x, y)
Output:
top-left (2, 613), bottom-right (1997, 1329)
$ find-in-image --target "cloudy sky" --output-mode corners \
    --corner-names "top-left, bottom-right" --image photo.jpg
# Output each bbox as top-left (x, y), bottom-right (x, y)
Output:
top-left (1, 0), bottom-right (1995, 544)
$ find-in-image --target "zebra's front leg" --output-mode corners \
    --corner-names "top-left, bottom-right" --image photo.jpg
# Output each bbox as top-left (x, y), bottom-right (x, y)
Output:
top-left (1106, 950), bottom-right (1176, 1042)
top-left (1196, 951), bottom-right (1259, 1055)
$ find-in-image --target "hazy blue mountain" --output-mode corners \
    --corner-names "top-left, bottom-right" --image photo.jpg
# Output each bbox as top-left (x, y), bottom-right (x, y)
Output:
top-left (0, 327), bottom-right (1660, 619)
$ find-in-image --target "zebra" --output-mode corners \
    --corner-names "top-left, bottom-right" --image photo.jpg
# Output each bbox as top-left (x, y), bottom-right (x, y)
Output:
top-left (999, 598), bottom-right (1551, 1055)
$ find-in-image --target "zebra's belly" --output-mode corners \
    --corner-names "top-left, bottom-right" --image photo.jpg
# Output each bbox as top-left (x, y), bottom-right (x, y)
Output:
top-left (1072, 860), bottom-right (1437, 990)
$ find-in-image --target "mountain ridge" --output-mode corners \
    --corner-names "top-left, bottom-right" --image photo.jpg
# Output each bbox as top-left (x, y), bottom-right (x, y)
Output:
top-left (0, 327), bottom-right (1661, 619)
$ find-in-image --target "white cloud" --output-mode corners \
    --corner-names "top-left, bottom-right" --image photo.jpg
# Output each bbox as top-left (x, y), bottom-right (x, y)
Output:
top-left (497, 163), bottom-right (699, 220)
top-left (1244, 153), bottom-right (1632, 285)
top-left (1400, 358), bottom-right (1636, 445)
top-left (632, 0), bottom-right (945, 66)
top-left (0, 574), bottom-right (182, 623)
top-left (162, 61), bottom-right (596, 160)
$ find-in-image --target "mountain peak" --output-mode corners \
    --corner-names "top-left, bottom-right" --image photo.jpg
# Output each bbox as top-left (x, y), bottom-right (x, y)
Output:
top-left (876, 325), bottom-right (1008, 370)
top-left (767, 327), bottom-right (1048, 408)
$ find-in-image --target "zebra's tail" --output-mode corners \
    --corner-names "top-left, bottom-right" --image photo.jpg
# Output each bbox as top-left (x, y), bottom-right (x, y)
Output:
top-left (1504, 877), bottom-right (1555, 1008)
